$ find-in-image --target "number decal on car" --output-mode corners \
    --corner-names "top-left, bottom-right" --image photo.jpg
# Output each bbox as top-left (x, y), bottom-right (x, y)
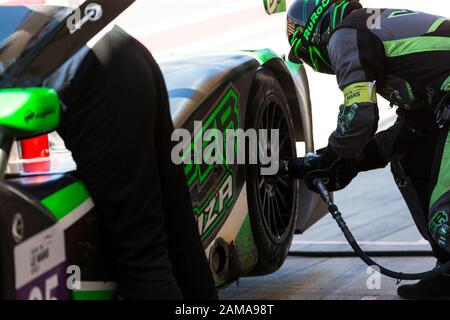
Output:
top-left (14, 225), bottom-right (70, 300)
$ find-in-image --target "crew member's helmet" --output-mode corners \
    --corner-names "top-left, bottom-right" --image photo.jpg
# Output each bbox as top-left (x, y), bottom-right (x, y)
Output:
top-left (287, 0), bottom-right (362, 74)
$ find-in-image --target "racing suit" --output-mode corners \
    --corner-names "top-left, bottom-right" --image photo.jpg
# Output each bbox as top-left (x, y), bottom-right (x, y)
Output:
top-left (45, 27), bottom-right (217, 299)
top-left (326, 9), bottom-right (450, 260)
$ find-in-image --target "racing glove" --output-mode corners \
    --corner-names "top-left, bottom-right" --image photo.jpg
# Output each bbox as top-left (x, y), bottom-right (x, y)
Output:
top-left (304, 157), bottom-right (358, 192)
top-left (312, 139), bottom-right (392, 191)
top-left (313, 138), bottom-right (395, 191)
top-left (279, 148), bottom-right (338, 178)
top-left (279, 148), bottom-right (358, 192)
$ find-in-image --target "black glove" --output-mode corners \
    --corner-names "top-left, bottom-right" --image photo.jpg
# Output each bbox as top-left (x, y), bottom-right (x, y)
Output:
top-left (280, 148), bottom-right (358, 192)
top-left (305, 158), bottom-right (358, 192)
top-left (279, 148), bottom-right (339, 179)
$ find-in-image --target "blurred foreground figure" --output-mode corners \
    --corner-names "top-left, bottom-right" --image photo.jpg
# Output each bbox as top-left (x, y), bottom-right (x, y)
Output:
top-left (47, 26), bottom-right (217, 300)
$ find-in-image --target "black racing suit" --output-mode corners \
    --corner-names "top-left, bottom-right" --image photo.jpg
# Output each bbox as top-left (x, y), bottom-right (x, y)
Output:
top-left (45, 27), bottom-right (217, 299)
top-left (326, 9), bottom-right (450, 261)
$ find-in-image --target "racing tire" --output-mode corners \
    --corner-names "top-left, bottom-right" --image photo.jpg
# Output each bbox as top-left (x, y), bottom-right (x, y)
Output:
top-left (245, 68), bottom-right (300, 276)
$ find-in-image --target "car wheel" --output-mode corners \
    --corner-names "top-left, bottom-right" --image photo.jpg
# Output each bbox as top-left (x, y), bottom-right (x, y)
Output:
top-left (245, 68), bottom-right (300, 276)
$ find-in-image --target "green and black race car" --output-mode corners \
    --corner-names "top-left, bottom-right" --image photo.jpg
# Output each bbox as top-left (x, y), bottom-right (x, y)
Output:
top-left (0, 0), bottom-right (327, 299)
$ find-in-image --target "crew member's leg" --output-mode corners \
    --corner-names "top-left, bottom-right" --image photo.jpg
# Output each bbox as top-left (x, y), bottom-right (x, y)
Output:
top-left (390, 126), bottom-right (450, 262)
top-left (395, 122), bottom-right (450, 299)
top-left (429, 125), bottom-right (450, 254)
top-left (374, 110), bottom-right (450, 262)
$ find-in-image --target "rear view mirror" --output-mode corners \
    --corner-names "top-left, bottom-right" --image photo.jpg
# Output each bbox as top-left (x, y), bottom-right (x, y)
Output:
top-left (263, 0), bottom-right (287, 15)
top-left (0, 88), bottom-right (60, 139)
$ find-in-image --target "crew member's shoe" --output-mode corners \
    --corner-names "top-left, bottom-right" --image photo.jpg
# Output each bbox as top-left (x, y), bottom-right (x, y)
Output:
top-left (397, 265), bottom-right (450, 300)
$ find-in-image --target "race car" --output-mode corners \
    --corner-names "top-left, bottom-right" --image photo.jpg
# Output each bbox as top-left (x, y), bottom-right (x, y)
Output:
top-left (0, 1), bottom-right (327, 299)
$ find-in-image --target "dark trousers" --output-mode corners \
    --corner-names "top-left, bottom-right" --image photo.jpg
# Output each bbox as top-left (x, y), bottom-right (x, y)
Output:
top-left (377, 111), bottom-right (450, 262)
top-left (57, 28), bottom-right (217, 300)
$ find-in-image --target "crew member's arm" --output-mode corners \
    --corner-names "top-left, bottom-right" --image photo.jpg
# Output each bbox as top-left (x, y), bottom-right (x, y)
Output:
top-left (327, 27), bottom-right (385, 159)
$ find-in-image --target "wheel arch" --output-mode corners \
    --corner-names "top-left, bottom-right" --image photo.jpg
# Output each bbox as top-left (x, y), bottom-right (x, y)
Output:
top-left (260, 58), bottom-right (315, 153)
top-left (258, 58), bottom-right (329, 234)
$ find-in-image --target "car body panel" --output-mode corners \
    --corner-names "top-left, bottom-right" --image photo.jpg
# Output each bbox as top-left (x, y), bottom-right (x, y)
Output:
top-left (3, 175), bottom-right (114, 300)
top-left (160, 53), bottom-right (259, 128)
top-left (160, 51), bottom-right (328, 235)
top-left (0, 5), bottom-right (328, 298)
top-left (159, 50), bottom-right (327, 284)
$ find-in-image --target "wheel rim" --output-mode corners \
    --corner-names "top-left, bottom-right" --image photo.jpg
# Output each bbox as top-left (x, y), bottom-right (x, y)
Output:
top-left (255, 96), bottom-right (297, 243)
